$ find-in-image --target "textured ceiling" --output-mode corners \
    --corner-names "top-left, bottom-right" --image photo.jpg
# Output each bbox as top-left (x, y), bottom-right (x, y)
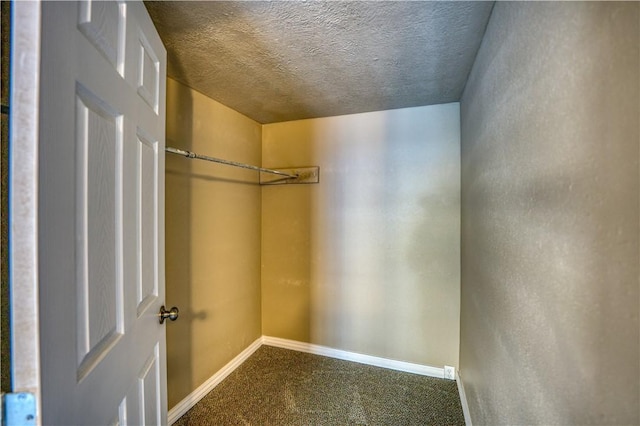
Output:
top-left (145, 1), bottom-right (494, 124)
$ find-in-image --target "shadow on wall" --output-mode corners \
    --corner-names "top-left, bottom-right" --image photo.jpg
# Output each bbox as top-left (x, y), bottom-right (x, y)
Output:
top-left (308, 107), bottom-right (459, 364)
top-left (164, 60), bottom-right (195, 409)
top-left (261, 104), bottom-right (461, 367)
top-left (458, 2), bottom-right (639, 423)
top-left (163, 72), bottom-right (264, 409)
top-left (379, 112), bottom-right (461, 363)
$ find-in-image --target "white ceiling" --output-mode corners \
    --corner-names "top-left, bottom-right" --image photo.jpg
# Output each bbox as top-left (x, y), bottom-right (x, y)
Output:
top-left (145, 1), bottom-right (494, 124)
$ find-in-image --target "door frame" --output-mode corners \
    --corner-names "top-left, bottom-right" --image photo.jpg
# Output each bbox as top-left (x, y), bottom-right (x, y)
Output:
top-left (9, 0), bottom-right (43, 422)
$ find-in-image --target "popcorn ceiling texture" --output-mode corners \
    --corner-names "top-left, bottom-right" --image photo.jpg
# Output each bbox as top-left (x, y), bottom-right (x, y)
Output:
top-left (144, 1), bottom-right (493, 123)
top-left (460, 2), bottom-right (639, 424)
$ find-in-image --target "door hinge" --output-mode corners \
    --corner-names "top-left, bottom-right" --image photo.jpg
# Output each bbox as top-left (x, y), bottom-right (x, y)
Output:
top-left (2, 393), bottom-right (36, 426)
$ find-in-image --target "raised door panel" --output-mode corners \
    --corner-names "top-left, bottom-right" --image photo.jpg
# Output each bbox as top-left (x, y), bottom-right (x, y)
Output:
top-left (136, 129), bottom-right (159, 316)
top-left (117, 397), bottom-right (128, 426)
top-left (137, 31), bottom-right (160, 114)
top-left (138, 344), bottom-right (162, 426)
top-left (77, 0), bottom-right (126, 76)
top-left (75, 82), bottom-right (125, 382)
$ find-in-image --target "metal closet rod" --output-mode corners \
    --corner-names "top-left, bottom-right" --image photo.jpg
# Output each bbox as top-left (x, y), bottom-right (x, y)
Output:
top-left (165, 146), bottom-right (298, 179)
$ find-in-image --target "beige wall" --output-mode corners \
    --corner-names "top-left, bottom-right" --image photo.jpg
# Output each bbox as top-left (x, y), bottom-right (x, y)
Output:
top-left (165, 78), bottom-right (262, 408)
top-left (460, 2), bottom-right (639, 424)
top-left (262, 104), bottom-right (461, 368)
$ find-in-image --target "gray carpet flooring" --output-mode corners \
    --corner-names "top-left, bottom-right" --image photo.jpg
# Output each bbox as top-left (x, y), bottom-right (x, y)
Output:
top-left (174, 345), bottom-right (465, 425)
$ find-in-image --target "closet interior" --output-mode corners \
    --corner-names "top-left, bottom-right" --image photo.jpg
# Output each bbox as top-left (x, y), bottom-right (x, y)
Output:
top-left (154, 2), bottom-right (640, 425)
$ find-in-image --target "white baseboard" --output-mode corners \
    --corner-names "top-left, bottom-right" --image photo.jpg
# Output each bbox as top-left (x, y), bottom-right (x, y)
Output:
top-left (261, 336), bottom-right (445, 379)
top-left (456, 370), bottom-right (472, 426)
top-left (168, 335), bottom-right (453, 424)
top-left (167, 337), bottom-right (263, 425)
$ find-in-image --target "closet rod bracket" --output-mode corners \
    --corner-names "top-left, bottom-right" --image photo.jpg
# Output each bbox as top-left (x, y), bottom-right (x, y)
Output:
top-left (260, 167), bottom-right (320, 185)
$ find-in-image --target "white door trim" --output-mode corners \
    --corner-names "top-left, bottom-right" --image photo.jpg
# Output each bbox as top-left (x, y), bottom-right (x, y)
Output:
top-left (9, 0), bottom-right (43, 423)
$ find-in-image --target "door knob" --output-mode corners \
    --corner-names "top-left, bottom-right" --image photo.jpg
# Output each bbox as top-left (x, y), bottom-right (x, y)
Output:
top-left (159, 305), bottom-right (179, 324)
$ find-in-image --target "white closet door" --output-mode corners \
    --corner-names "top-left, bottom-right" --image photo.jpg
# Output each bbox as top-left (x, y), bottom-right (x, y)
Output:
top-left (37, 1), bottom-right (167, 424)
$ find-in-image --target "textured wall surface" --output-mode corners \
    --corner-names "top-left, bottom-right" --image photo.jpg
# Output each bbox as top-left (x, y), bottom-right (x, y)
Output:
top-left (165, 78), bottom-right (263, 408)
top-left (262, 104), bottom-right (460, 368)
top-left (460, 2), bottom-right (639, 424)
top-left (145, 1), bottom-right (493, 123)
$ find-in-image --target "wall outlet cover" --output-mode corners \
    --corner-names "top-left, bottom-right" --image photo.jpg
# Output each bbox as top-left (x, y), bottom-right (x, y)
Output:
top-left (444, 365), bottom-right (455, 380)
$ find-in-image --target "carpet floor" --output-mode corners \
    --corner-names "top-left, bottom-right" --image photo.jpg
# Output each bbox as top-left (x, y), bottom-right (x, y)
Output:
top-left (173, 345), bottom-right (465, 425)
